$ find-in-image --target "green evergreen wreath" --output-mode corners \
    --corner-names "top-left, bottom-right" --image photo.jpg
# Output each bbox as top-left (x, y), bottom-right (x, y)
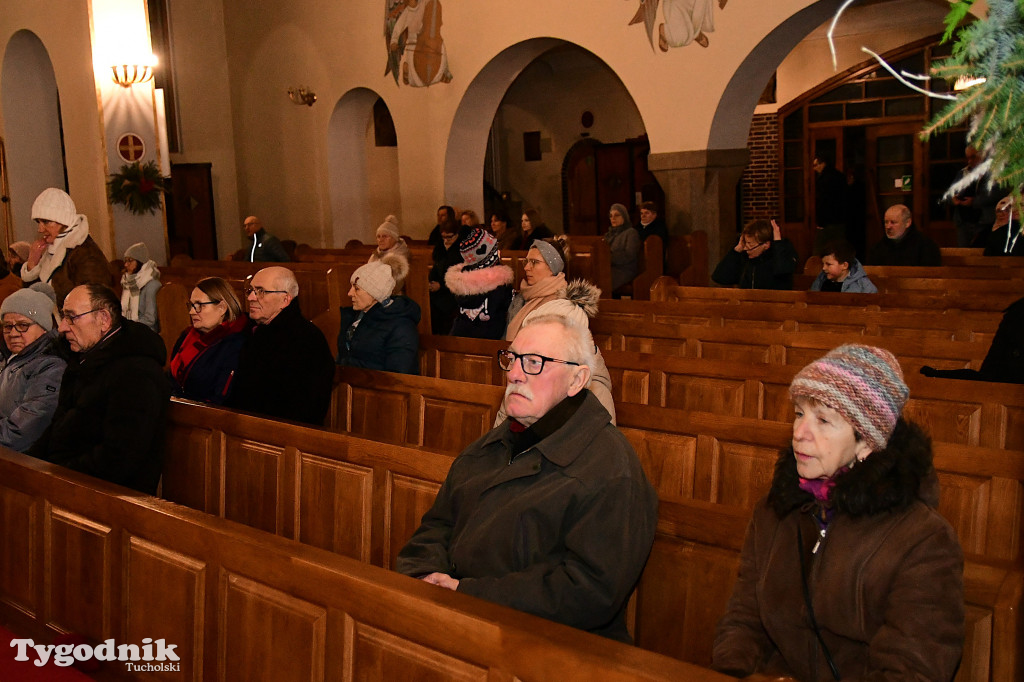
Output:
top-left (924, 0), bottom-right (1024, 202)
top-left (107, 161), bottom-right (167, 215)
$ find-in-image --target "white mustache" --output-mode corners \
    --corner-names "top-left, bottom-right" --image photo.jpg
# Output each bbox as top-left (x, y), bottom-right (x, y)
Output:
top-left (504, 384), bottom-right (533, 402)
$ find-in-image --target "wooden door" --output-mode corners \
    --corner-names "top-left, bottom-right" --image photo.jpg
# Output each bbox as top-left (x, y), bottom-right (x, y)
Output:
top-left (865, 123), bottom-right (925, 249)
top-left (564, 142), bottom-right (598, 235)
top-left (168, 163), bottom-right (218, 260)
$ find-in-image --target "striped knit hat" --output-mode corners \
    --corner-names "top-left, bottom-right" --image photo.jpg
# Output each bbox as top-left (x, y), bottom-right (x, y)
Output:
top-left (460, 227), bottom-right (500, 271)
top-left (788, 344), bottom-right (909, 451)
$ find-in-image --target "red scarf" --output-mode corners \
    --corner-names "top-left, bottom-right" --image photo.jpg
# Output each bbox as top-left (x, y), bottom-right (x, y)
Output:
top-left (169, 316), bottom-right (249, 387)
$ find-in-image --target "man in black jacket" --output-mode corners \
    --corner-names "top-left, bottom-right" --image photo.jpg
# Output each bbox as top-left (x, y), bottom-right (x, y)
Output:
top-left (242, 216), bottom-right (290, 262)
top-left (225, 266), bottom-right (334, 425)
top-left (712, 219), bottom-right (798, 290)
top-left (868, 204), bottom-right (942, 266)
top-left (30, 284), bottom-right (169, 494)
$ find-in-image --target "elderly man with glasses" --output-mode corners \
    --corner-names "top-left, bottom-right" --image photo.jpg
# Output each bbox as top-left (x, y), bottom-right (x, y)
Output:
top-left (0, 288), bottom-right (66, 452)
top-left (396, 313), bottom-right (658, 643)
top-left (223, 266), bottom-right (334, 425)
top-left (28, 284), bottom-right (169, 494)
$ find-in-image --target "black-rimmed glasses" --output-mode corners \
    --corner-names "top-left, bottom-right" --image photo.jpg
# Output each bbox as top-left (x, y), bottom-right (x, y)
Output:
top-left (187, 300), bottom-right (219, 312)
top-left (1, 321), bottom-right (35, 334)
top-left (59, 308), bottom-right (102, 324)
top-left (497, 349), bottom-right (579, 375)
top-left (243, 286), bottom-right (287, 299)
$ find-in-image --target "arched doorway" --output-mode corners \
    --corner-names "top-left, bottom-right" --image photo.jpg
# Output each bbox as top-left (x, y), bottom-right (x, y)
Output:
top-left (327, 88), bottom-right (400, 246)
top-left (1, 29), bottom-right (65, 245)
top-left (446, 39), bottom-right (653, 234)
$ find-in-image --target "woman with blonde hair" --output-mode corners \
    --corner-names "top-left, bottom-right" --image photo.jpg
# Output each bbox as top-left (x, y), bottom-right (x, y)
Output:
top-left (168, 277), bottom-right (250, 404)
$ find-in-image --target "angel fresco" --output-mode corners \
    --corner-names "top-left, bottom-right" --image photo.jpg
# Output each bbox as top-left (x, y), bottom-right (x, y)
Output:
top-left (385, 0), bottom-right (453, 87)
top-left (629, 0), bottom-right (728, 51)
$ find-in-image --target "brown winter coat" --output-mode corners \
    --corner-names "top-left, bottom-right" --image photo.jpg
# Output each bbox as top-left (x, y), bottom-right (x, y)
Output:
top-left (713, 420), bottom-right (964, 681)
top-left (41, 236), bottom-right (112, 304)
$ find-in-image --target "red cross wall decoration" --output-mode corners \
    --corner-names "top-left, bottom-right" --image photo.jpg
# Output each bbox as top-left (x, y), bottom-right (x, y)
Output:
top-left (117, 133), bottom-right (145, 162)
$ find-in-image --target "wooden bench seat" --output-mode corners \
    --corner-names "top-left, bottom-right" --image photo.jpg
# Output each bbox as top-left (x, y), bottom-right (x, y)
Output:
top-left (0, 446), bottom-right (727, 682)
top-left (417, 336), bottom-right (1024, 450)
top-left (159, 399), bottom-right (1023, 681)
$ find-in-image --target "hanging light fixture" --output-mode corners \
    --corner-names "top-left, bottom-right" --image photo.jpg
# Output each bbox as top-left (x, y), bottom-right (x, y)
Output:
top-left (111, 63), bottom-right (155, 88)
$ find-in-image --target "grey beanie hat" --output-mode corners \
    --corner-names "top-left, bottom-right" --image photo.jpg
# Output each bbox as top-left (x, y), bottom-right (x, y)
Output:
top-left (8, 241), bottom-right (31, 262)
top-left (31, 188), bottom-right (77, 228)
top-left (351, 260), bottom-right (395, 303)
top-left (29, 282), bottom-right (57, 304)
top-left (530, 239), bottom-right (564, 275)
top-left (1, 288), bottom-right (55, 331)
top-left (124, 242), bottom-right (150, 263)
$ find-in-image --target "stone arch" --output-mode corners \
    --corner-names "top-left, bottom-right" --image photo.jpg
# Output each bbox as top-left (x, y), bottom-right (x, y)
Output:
top-left (445, 38), bottom-right (647, 228)
top-left (1, 29), bottom-right (65, 242)
top-left (327, 87), bottom-right (400, 246)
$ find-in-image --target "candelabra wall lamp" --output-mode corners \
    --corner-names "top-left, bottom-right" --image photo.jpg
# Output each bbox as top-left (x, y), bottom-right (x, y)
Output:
top-left (111, 63), bottom-right (155, 88)
top-left (288, 86), bottom-right (317, 106)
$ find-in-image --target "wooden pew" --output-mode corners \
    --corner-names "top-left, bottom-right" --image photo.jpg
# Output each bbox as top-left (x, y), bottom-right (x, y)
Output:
top-left (0, 447), bottom-right (728, 682)
top-left (595, 297), bottom-right (1001, 343)
top-left (587, 317), bottom-right (989, 374)
top-left (651, 281), bottom-right (1021, 312)
top-left (417, 336), bottom-right (1024, 451)
top-left (622, 236), bottom-right (663, 301)
top-left (161, 400), bottom-right (1023, 681)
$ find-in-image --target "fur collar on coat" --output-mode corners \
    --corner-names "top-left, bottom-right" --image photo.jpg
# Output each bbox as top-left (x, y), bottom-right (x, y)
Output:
top-left (767, 418), bottom-right (937, 519)
top-left (445, 262), bottom-right (514, 297)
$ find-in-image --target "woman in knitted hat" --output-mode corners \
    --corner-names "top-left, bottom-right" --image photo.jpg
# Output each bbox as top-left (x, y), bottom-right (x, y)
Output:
top-left (20, 188), bottom-right (111, 304)
top-left (713, 344), bottom-right (964, 681)
top-left (120, 242), bottom-right (162, 332)
top-left (445, 227), bottom-right (514, 339)
top-left (337, 254), bottom-right (421, 374)
top-left (169, 277), bottom-right (251, 405)
top-left (368, 216), bottom-right (411, 294)
top-left (605, 203), bottom-right (641, 295)
top-left (0, 288), bottom-right (66, 452)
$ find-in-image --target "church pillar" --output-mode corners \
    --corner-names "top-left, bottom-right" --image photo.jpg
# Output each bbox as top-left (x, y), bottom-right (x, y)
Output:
top-left (649, 148), bottom-right (749, 283)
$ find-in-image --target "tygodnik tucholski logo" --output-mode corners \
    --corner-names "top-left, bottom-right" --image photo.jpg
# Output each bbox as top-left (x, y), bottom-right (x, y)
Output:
top-left (10, 637), bottom-right (181, 672)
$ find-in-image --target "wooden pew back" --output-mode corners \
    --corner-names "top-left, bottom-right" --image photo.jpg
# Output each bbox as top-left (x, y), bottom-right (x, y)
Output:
top-left (0, 447), bottom-right (726, 682)
top-left (160, 401), bottom-right (1023, 681)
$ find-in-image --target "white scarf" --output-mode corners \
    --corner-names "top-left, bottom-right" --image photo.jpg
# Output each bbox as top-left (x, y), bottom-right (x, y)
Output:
top-left (120, 260), bottom-right (160, 322)
top-left (20, 214), bottom-right (91, 284)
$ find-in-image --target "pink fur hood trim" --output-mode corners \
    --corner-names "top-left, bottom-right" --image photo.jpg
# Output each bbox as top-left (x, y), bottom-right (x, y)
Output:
top-left (445, 263), bottom-right (515, 296)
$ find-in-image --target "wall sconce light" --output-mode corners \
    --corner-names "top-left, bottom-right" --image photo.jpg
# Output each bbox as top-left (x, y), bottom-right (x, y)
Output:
top-left (111, 64), bottom-right (155, 88)
top-left (287, 87), bottom-right (317, 106)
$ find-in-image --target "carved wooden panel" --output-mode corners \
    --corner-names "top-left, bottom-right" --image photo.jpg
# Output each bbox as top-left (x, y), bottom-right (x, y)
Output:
top-left (420, 398), bottom-right (492, 452)
top-left (124, 535), bottom-right (206, 680)
top-left (350, 622), bottom-right (487, 682)
top-left (386, 474), bottom-right (443, 570)
top-left (633, 537), bottom-right (740, 667)
top-left (45, 508), bottom-right (113, 639)
top-left (162, 424), bottom-right (216, 513)
top-left (616, 369), bottom-right (650, 405)
top-left (663, 374), bottom-right (745, 417)
top-left (0, 484), bottom-right (37, 618)
top-left (223, 438), bottom-right (283, 535)
top-left (298, 454), bottom-right (373, 562)
top-left (958, 605), bottom-right (992, 682)
top-left (696, 341), bottom-right (771, 364)
top-left (623, 336), bottom-right (687, 356)
top-left (1005, 406), bottom-right (1024, 451)
top-left (622, 429), bottom-right (697, 500)
top-left (937, 473), bottom-right (990, 557)
top-left (350, 387), bottom-right (409, 445)
top-left (708, 440), bottom-right (776, 509)
top-left (438, 352), bottom-right (497, 386)
top-left (903, 399), bottom-right (981, 446)
top-left (219, 573), bottom-right (327, 682)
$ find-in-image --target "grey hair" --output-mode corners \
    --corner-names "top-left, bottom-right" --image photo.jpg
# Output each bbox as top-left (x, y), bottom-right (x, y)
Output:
top-left (279, 270), bottom-right (299, 297)
top-left (520, 313), bottom-right (596, 372)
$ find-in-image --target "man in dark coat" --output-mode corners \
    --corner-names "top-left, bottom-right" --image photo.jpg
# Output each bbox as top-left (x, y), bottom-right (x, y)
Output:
top-left (241, 216), bottom-right (290, 262)
top-left (225, 266), bottom-right (334, 425)
top-left (29, 284), bottom-right (169, 495)
top-left (868, 204), bottom-right (942, 266)
top-left (638, 201), bottom-right (669, 270)
top-left (712, 219), bottom-right (798, 290)
top-left (396, 316), bottom-right (658, 643)
top-left (813, 155), bottom-right (848, 253)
